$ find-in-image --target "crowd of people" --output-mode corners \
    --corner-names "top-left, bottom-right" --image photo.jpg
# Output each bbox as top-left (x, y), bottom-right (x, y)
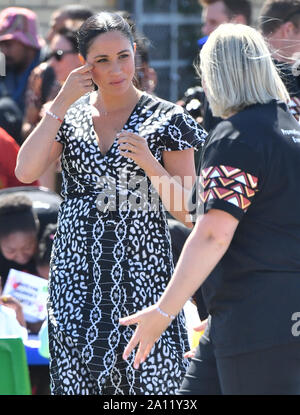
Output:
top-left (0, 0), bottom-right (300, 396)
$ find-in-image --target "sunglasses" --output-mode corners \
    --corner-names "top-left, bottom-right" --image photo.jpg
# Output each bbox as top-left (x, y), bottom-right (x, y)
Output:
top-left (47, 49), bottom-right (77, 61)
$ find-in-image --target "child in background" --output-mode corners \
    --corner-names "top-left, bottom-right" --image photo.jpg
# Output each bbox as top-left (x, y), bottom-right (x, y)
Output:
top-left (36, 223), bottom-right (57, 280)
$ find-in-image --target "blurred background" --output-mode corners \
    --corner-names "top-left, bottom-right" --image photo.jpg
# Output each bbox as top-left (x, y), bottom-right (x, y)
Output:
top-left (1, 0), bottom-right (264, 102)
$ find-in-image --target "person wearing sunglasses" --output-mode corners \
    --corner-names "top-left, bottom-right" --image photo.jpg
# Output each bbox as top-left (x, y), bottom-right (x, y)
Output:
top-left (22, 26), bottom-right (82, 140)
top-left (22, 27), bottom-right (82, 191)
top-left (47, 27), bottom-right (81, 86)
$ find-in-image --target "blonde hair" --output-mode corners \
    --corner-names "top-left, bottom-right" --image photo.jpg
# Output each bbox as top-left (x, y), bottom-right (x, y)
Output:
top-left (199, 23), bottom-right (290, 118)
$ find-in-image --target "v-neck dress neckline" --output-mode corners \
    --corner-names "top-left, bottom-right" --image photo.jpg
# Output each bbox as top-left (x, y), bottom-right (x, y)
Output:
top-left (89, 93), bottom-right (146, 158)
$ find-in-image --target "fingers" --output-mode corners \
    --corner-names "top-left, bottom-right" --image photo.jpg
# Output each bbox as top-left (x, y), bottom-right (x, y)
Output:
top-left (75, 63), bottom-right (94, 73)
top-left (194, 319), bottom-right (207, 332)
top-left (119, 313), bottom-right (139, 326)
top-left (83, 81), bottom-right (94, 89)
top-left (117, 134), bottom-right (146, 158)
top-left (118, 143), bottom-right (136, 153)
top-left (117, 132), bottom-right (144, 143)
top-left (120, 312), bottom-right (151, 368)
top-left (122, 329), bottom-right (140, 362)
top-left (184, 348), bottom-right (197, 359)
top-left (0, 295), bottom-right (11, 304)
top-left (134, 340), bottom-right (154, 370)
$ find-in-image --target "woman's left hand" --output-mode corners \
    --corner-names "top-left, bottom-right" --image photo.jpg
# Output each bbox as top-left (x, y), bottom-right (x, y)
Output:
top-left (119, 304), bottom-right (172, 369)
top-left (117, 131), bottom-right (156, 171)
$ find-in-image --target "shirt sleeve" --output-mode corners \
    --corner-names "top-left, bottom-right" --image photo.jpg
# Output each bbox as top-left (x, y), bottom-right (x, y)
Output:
top-left (197, 137), bottom-right (262, 221)
top-left (54, 122), bottom-right (65, 144)
top-left (162, 110), bottom-right (207, 152)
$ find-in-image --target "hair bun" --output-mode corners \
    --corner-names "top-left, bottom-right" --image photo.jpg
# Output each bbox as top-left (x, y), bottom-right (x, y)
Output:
top-left (0, 194), bottom-right (33, 217)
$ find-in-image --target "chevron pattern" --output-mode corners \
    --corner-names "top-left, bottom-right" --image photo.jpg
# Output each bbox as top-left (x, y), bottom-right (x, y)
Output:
top-left (199, 165), bottom-right (259, 211)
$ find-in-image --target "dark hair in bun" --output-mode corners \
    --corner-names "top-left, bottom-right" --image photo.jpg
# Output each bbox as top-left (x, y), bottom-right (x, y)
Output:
top-left (0, 194), bottom-right (39, 239)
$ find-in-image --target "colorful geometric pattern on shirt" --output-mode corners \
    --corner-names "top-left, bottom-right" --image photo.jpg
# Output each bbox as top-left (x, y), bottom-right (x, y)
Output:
top-left (288, 97), bottom-right (300, 123)
top-left (200, 165), bottom-right (258, 211)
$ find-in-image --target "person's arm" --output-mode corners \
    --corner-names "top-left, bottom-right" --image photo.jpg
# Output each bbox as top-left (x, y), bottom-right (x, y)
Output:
top-left (15, 64), bottom-right (94, 184)
top-left (117, 133), bottom-right (196, 227)
top-left (120, 208), bottom-right (239, 369)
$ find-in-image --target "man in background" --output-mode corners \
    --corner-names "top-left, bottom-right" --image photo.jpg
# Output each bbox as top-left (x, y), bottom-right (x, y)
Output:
top-left (201, 0), bottom-right (251, 37)
top-left (259, 0), bottom-right (300, 121)
top-left (179, 0), bottom-right (252, 133)
top-left (46, 4), bottom-right (94, 43)
top-left (0, 8), bottom-right (44, 118)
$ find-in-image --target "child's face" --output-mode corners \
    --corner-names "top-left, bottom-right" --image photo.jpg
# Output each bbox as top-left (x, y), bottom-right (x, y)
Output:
top-left (0, 231), bottom-right (37, 265)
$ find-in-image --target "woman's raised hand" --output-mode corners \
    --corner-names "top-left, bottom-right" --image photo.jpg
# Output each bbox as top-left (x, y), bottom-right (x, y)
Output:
top-left (55, 63), bottom-right (95, 108)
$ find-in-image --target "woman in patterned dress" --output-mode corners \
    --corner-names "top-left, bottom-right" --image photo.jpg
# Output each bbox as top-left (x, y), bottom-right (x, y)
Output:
top-left (15, 12), bottom-right (206, 395)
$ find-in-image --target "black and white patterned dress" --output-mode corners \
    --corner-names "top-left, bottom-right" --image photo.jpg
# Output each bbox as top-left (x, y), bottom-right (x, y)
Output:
top-left (48, 92), bottom-right (206, 395)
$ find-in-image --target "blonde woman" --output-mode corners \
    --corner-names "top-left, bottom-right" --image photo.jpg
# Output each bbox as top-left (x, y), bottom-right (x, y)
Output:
top-left (120, 24), bottom-right (300, 395)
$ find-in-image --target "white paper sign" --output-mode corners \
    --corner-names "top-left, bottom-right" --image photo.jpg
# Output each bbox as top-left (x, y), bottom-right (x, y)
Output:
top-left (3, 269), bottom-right (48, 323)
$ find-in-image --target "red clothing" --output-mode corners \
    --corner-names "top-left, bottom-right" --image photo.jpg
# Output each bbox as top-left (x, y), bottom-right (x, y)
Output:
top-left (0, 127), bottom-right (39, 189)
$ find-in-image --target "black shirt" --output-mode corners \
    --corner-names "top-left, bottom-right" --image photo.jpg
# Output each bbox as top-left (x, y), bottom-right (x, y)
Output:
top-left (193, 100), bottom-right (300, 357)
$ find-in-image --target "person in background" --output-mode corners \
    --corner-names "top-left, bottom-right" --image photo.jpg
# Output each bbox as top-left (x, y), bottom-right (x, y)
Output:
top-left (22, 26), bottom-right (83, 136)
top-left (0, 194), bottom-right (39, 287)
top-left (22, 5), bottom-right (94, 141)
top-left (23, 28), bottom-right (82, 192)
top-left (47, 28), bottom-right (82, 87)
top-left (0, 127), bottom-right (39, 189)
top-left (0, 193), bottom-right (50, 336)
top-left (116, 10), bottom-right (157, 94)
top-left (178, 0), bottom-right (252, 133)
top-left (46, 4), bottom-right (94, 43)
top-left (0, 97), bottom-right (23, 146)
top-left (0, 7), bottom-right (45, 118)
top-left (259, 0), bottom-right (300, 121)
top-left (36, 223), bottom-right (57, 280)
top-left (134, 37), bottom-right (157, 94)
top-left (200, 0), bottom-right (251, 38)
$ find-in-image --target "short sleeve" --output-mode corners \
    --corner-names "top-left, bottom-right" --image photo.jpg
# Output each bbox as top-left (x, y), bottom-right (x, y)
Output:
top-left (196, 137), bottom-right (262, 221)
top-left (55, 122), bottom-right (65, 144)
top-left (162, 110), bottom-right (207, 152)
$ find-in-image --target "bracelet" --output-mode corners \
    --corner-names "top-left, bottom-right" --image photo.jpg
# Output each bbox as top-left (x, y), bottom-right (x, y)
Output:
top-left (156, 306), bottom-right (176, 320)
top-left (46, 110), bottom-right (63, 124)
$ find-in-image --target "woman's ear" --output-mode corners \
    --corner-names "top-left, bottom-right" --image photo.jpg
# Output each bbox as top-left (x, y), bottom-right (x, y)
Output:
top-left (133, 42), bottom-right (137, 54)
top-left (78, 54), bottom-right (86, 65)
